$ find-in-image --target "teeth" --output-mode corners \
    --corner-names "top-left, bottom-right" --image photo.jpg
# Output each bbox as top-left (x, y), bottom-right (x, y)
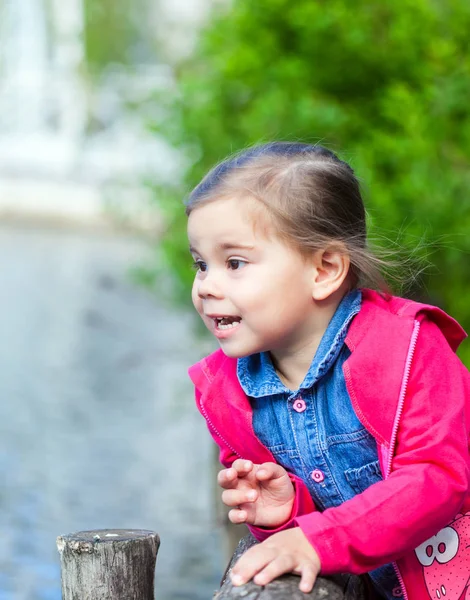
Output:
top-left (218, 321), bottom-right (240, 330)
top-left (213, 317), bottom-right (241, 330)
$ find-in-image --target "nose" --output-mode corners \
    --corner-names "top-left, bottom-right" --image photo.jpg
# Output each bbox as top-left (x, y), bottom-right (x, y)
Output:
top-left (195, 270), bottom-right (223, 299)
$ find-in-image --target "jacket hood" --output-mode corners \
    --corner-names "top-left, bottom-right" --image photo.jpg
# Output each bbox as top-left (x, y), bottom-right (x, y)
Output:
top-left (356, 290), bottom-right (467, 353)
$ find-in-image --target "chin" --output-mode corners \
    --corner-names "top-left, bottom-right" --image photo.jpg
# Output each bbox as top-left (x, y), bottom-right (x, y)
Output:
top-left (220, 348), bottom-right (245, 358)
top-left (219, 345), bottom-right (255, 359)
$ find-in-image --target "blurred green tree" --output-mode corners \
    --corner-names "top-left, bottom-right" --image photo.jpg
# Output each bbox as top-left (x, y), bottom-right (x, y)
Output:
top-left (83, 0), bottom-right (158, 72)
top-left (151, 0), bottom-right (470, 365)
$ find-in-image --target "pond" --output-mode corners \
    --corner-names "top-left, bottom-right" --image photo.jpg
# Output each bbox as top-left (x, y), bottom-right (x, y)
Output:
top-left (0, 224), bottom-right (224, 600)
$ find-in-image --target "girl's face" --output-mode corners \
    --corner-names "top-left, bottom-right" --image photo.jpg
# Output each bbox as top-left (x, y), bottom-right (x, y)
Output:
top-left (187, 196), bottom-right (320, 359)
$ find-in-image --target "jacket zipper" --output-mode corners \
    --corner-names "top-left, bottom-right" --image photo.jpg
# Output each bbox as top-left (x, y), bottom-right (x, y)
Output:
top-left (387, 319), bottom-right (420, 600)
top-left (198, 395), bottom-right (241, 458)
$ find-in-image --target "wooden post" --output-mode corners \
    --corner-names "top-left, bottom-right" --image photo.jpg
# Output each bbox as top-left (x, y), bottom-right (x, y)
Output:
top-left (56, 529), bottom-right (160, 600)
top-left (215, 535), bottom-right (366, 599)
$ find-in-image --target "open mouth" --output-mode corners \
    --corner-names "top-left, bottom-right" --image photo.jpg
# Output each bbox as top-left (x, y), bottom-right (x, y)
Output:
top-left (213, 316), bottom-right (242, 330)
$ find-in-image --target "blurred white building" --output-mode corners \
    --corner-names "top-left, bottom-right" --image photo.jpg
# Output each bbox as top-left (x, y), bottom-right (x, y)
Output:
top-left (0, 0), bottom-right (210, 231)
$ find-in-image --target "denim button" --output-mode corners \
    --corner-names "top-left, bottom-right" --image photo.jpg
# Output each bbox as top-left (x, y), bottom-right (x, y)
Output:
top-left (311, 469), bottom-right (325, 483)
top-left (293, 398), bottom-right (306, 413)
top-left (392, 586), bottom-right (402, 597)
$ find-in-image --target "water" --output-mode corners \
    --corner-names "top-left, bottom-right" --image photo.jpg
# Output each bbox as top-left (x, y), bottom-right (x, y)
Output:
top-left (0, 224), bottom-right (224, 600)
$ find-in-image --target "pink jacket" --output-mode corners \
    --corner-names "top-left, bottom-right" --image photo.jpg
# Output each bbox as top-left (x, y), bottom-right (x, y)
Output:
top-left (189, 290), bottom-right (470, 599)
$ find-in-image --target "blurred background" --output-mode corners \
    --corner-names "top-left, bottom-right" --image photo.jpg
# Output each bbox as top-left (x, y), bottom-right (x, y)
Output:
top-left (0, 0), bottom-right (469, 599)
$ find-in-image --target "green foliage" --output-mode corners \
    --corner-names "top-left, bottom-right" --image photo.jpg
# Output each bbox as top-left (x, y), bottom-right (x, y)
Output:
top-left (83, 0), bottom-right (157, 71)
top-left (151, 0), bottom-right (470, 365)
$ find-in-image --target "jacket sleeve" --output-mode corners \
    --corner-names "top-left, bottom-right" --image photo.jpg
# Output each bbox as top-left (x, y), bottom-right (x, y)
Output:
top-left (295, 318), bottom-right (470, 574)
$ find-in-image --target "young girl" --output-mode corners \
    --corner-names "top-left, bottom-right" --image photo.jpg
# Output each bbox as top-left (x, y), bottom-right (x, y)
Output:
top-left (186, 142), bottom-right (470, 599)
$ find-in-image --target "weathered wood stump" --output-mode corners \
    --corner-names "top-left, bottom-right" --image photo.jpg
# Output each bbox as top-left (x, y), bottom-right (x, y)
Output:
top-left (56, 529), bottom-right (160, 600)
top-left (215, 535), bottom-right (365, 599)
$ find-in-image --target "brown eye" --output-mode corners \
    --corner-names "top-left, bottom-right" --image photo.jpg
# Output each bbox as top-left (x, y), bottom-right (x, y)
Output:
top-left (192, 260), bottom-right (207, 272)
top-left (227, 259), bottom-right (247, 270)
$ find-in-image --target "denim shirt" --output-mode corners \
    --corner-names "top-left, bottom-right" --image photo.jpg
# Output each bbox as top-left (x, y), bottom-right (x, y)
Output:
top-left (237, 290), bottom-right (401, 599)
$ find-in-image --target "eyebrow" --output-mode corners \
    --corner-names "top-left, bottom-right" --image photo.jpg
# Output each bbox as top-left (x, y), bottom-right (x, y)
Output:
top-left (218, 242), bottom-right (255, 251)
top-left (189, 242), bottom-right (255, 254)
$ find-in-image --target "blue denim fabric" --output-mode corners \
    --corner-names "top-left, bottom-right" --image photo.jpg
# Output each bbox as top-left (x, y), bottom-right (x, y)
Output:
top-left (237, 290), bottom-right (401, 600)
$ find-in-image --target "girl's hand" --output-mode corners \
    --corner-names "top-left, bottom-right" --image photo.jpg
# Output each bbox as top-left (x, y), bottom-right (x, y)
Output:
top-left (230, 528), bottom-right (321, 593)
top-left (218, 459), bottom-right (295, 528)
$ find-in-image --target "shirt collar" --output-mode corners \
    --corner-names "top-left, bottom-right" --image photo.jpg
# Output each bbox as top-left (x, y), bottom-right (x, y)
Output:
top-left (237, 289), bottom-right (362, 398)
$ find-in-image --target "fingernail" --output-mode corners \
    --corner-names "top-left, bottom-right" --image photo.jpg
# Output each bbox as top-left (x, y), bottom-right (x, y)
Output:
top-left (244, 461), bottom-right (251, 469)
top-left (231, 574), bottom-right (243, 586)
top-left (247, 491), bottom-right (256, 501)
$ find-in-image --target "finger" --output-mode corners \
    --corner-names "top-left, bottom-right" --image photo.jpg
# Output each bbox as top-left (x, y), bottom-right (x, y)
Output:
top-left (228, 508), bottom-right (248, 524)
top-left (256, 462), bottom-right (286, 481)
top-left (252, 554), bottom-right (295, 586)
top-left (222, 488), bottom-right (257, 507)
top-left (231, 459), bottom-right (254, 476)
top-left (217, 468), bottom-right (239, 489)
top-left (298, 564), bottom-right (317, 594)
top-left (231, 545), bottom-right (277, 586)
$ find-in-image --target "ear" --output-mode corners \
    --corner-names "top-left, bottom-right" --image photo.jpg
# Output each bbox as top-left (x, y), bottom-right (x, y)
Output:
top-left (311, 247), bottom-right (350, 301)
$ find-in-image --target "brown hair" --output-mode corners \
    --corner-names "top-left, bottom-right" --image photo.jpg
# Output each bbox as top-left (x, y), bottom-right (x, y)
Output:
top-left (186, 142), bottom-right (390, 290)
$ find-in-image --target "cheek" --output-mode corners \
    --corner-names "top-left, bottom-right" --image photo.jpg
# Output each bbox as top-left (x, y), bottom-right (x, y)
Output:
top-left (258, 279), bottom-right (313, 320)
top-left (191, 280), bottom-right (202, 313)
top-left (253, 268), bottom-right (309, 303)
